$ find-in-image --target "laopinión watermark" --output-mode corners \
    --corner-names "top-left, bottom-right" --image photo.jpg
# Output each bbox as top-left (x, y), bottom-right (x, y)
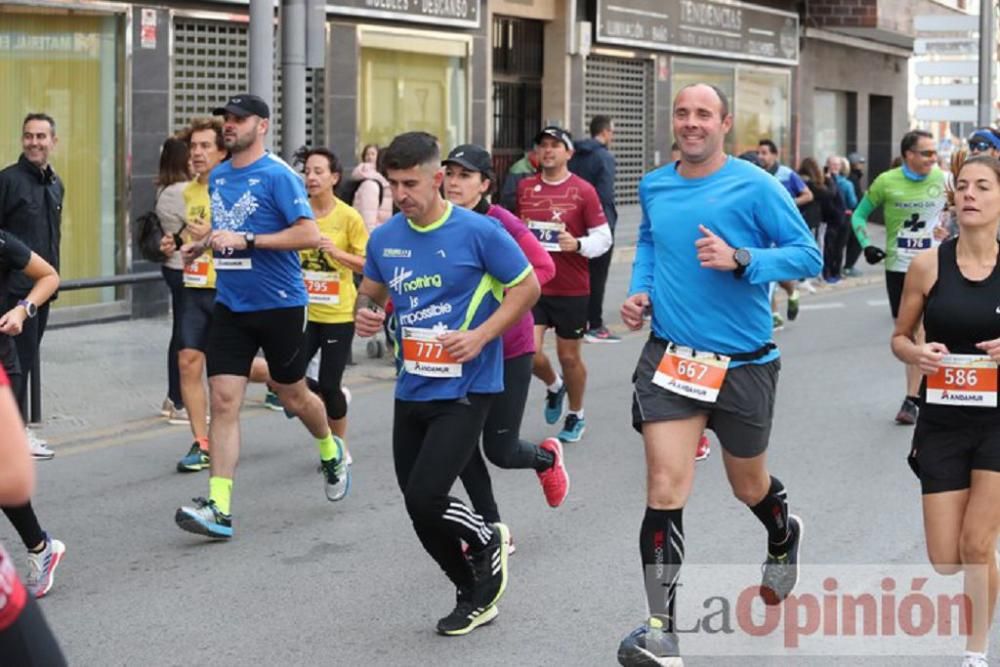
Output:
top-left (642, 563), bottom-right (989, 656)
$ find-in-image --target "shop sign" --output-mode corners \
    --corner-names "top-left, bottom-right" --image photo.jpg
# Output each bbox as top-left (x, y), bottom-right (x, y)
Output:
top-left (329, 0), bottom-right (480, 29)
top-left (595, 0), bottom-right (799, 65)
top-left (140, 8), bottom-right (157, 49)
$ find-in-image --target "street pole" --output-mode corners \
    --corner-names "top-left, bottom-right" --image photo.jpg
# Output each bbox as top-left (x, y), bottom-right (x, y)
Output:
top-left (249, 0), bottom-right (274, 150)
top-left (281, 0), bottom-right (307, 162)
top-left (978, 0), bottom-right (995, 126)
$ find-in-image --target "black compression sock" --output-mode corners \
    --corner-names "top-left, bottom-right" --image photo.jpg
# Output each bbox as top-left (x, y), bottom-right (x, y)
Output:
top-left (640, 507), bottom-right (683, 631)
top-left (749, 476), bottom-right (789, 552)
top-left (906, 395), bottom-right (920, 404)
top-left (533, 446), bottom-right (556, 472)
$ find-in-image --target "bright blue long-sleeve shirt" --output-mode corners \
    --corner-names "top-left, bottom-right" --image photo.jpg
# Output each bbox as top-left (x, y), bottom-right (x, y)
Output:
top-left (629, 157), bottom-right (821, 365)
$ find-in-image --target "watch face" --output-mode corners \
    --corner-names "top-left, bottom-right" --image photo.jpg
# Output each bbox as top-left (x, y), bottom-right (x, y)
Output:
top-left (735, 249), bottom-right (751, 266)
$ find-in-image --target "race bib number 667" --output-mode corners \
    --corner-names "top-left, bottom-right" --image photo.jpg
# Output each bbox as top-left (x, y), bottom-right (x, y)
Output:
top-left (652, 347), bottom-right (730, 403)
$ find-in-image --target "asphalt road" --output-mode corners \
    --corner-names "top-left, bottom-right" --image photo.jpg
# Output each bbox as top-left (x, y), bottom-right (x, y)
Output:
top-left (6, 264), bottom-right (973, 667)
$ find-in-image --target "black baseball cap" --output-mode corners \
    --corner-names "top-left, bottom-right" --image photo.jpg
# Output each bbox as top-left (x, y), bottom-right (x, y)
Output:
top-left (534, 126), bottom-right (573, 150)
top-left (443, 144), bottom-right (493, 175)
top-left (212, 94), bottom-right (270, 119)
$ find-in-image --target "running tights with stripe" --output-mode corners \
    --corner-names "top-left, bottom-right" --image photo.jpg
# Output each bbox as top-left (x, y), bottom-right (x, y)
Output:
top-left (393, 394), bottom-right (495, 590)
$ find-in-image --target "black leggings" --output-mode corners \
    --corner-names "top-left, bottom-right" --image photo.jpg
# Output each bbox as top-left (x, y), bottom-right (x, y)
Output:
top-left (303, 321), bottom-right (354, 420)
top-left (393, 395), bottom-right (494, 590)
top-left (2, 502), bottom-right (43, 550)
top-left (161, 266), bottom-right (185, 408)
top-left (461, 354), bottom-right (553, 523)
top-left (823, 222), bottom-right (850, 278)
top-left (0, 596), bottom-right (67, 666)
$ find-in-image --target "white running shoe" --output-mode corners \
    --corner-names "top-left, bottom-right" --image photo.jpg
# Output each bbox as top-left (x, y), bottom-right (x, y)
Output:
top-left (26, 534), bottom-right (65, 598)
top-left (26, 428), bottom-right (54, 460)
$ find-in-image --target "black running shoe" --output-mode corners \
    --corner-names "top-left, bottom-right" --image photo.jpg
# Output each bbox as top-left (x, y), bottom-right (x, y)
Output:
top-left (435, 586), bottom-right (499, 636)
top-left (895, 397), bottom-right (918, 425)
top-left (760, 514), bottom-right (803, 605)
top-left (468, 522), bottom-right (510, 610)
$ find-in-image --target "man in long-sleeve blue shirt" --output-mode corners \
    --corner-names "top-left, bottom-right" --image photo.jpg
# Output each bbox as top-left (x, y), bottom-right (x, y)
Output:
top-left (615, 83), bottom-right (821, 667)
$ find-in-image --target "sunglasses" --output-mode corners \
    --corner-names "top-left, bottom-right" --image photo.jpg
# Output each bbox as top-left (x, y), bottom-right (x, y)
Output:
top-left (970, 141), bottom-right (994, 153)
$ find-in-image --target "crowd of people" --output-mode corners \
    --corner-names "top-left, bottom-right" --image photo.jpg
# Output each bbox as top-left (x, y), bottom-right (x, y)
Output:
top-left (4, 87), bottom-right (1000, 665)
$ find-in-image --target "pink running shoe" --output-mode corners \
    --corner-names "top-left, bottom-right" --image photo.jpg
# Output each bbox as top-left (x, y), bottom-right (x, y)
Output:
top-left (538, 437), bottom-right (570, 507)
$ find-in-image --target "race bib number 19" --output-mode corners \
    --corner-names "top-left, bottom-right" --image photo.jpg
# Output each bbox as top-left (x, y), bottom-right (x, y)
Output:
top-left (527, 220), bottom-right (565, 252)
top-left (926, 354), bottom-right (998, 407)
top-left (652, 347), bottom-right (730, 403)
top-left (401, 327), bottom-right (461, 378)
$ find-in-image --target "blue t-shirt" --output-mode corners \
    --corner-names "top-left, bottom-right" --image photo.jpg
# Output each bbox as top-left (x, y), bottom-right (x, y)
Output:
top-left (629, 157), bottom-right (821, 366)
top-left (209, 153), bottom-right (313, 312)
top-left (772, 164), bottom-right (807, 199)
top-left (364, 203), bottom-right (532, 401)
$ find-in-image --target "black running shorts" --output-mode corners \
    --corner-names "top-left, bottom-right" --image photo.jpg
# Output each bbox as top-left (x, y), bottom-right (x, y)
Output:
top-left (179, 288), bottom-right (216, 353)
top-left (532, 295), bottom-right (588, 340)
top-left (206, 303), bottom-right (308, 384)
top-left (909, 418), bottom-right (1000, 494)
top-left (631, 336), bottom-right (780, 459)
top-left (885, 270), bottom-right (905, 320)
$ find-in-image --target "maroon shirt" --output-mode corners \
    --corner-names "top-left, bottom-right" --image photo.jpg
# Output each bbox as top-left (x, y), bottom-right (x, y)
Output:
top-left (516, 173), bottom-right (607, 297)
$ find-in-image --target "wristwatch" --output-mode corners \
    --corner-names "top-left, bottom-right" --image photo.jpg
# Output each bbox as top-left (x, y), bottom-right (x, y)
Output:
top-left (244, 232), bottom-right (256, 251)
top-left (575, 239), bottom-right (582, 253)
top-left (17, 299), bottom-right (37, 318)
top-left (733, 248), bottom-right (751, 279)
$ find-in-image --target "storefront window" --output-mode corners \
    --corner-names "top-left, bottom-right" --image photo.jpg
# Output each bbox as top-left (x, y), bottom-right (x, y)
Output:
top-left (0, 10), bottom-right (124, 307)
top-left (671, 59), bottom-right (791, 163)
top-left (813, 89), bottom-right (848, 164)
top-left (359, 36), bottom-right (468, 154)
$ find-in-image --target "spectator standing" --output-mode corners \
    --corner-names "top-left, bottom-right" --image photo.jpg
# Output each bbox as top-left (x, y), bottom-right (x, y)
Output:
top-left (0, 113), bottom-right (64, 444)
top-left (155, 136), bottom-right (191, 424)
top-left (569, 114), bottom-right (620, 343)
top-left (499, 146), bottom-right (540, 213)
top-left (825, 155), bottom-right (857, 281)
top-left (349, 144), bottom-right (392, 233)
top-left (843, 152), bottom-right (867, 276)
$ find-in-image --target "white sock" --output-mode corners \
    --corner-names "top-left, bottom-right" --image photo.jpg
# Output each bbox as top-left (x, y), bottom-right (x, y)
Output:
top-left (569, 409), bottom-right (584, 419)
top-left (547, 377), bottom-right (563, 393)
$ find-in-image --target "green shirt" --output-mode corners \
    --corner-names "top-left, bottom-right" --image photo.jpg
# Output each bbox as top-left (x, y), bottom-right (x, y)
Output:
top-left (851, 166), bottom-right (947, 273)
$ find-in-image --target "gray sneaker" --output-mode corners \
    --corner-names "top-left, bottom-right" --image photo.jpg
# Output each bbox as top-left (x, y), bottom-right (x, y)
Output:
top-left (760, 514), bottom-right (803, 605)
top-left (26, 534), bottom-right (66, 598)
top-left (319, 436), bottom-right (350, 501)
top-left (617, 616), bottom-right (682, 666)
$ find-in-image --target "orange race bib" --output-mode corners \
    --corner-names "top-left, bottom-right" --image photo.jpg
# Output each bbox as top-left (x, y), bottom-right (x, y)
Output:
top-left (926, 354), bottom-right (998, 408)
top-left (652, 346), bottom-right (730, 403)
top-left (304, 270), bottom-right (340, 305)
top-left (183, 255), bottom-right (211, 287)
top-left (401, 326), bottom-right (461, 378)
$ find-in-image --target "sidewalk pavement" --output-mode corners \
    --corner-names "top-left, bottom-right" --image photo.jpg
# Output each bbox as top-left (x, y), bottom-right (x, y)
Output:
top-left (33, 205), bottom-right (886, 447)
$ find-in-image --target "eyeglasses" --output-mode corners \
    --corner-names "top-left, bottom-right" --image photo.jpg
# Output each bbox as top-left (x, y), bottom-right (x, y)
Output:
top-left (969, 141), bottom-right (993, 153)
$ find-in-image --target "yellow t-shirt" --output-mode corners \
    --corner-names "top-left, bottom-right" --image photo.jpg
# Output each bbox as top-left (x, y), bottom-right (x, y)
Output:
top-left (182, 179), bottom-right (217, 289)
top-left (300, 198), bottom-right (369, 324)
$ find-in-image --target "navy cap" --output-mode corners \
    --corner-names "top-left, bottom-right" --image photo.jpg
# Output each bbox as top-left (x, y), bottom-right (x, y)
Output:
top-left (534, 126), bottom-right (573, 151)
top-left (213, 94), bottom-right (270, 119)
top-left (443, 144), bottom-right (494, 176)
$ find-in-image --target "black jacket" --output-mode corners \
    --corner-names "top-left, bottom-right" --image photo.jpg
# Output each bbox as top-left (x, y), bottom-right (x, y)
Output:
top-left (0, 155), bottom-right (63, 298)
top-left (568, 138), bottom-right (617, 230)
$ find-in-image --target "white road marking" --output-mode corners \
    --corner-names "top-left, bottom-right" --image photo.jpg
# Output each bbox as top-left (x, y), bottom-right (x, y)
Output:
top-left (799, 302), bottom-right (846, 311)
top-left (867, 299), bottom-right (889, 307)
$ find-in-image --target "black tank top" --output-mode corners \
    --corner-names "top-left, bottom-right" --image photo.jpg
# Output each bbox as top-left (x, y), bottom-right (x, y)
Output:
top-left (920, 238), bottom-right (1000, 423)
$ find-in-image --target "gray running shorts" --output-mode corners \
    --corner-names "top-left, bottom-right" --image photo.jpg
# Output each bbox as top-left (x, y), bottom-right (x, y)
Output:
top-left (631, 336), bottom-right (780, 459)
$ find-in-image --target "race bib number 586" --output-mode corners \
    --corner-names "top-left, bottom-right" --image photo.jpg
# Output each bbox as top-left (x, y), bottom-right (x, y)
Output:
top-left (926, 354), bottom-right (998, 407)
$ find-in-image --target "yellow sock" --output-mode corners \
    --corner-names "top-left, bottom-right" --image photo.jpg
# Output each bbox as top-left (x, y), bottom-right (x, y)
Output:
top-left (209, 476), bottom-right (233, 515)
top-left (316, 433), bottom-right (342, 462)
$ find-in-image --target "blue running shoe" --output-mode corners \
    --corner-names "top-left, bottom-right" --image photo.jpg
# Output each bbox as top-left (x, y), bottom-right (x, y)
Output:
top-left (175, 497), bottom-right (232, 539)
top-left (544, 383), bottom-right (567, 425)
top-left (558, 414), bottom-right (585, 443)
top-left (617, 617), bottom-right (682, 666)
top-left (263, 389), bottom-right (283, 411)
top-left (177, 442), bottom-right (210, 473)
top-left (320, 437), bottom-right (350, 501)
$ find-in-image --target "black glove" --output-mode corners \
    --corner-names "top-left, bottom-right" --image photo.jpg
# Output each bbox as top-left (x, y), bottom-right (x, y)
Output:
top-left (864, 245), bottom-right (886, 265)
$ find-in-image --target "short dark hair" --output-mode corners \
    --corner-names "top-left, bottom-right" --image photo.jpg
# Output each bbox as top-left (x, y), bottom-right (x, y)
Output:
top-left (589, 115), bottom-right (613, 138)
top-left (901, 130), bottom-right (934, 156)
top-left (23, 113), bottom-right (56, 136)
top-left (382, 132), bottom-right (440, 171)
top-left (294, 146), bottom-right (343, 183)
top-left (157, 136), bottom-right (190, 187)
top-left (758, 139), bottom-right (778, 155)
top-left (670, 142), bottom-right (679, 152)
top-left (674, 83), bottom-right (730, 119)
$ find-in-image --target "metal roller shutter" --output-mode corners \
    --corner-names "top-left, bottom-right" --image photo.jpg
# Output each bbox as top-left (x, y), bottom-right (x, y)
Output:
top-left (172, 18), bottom-right (324, 152)
top-left (584, 55), bottom-right (653, 206)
